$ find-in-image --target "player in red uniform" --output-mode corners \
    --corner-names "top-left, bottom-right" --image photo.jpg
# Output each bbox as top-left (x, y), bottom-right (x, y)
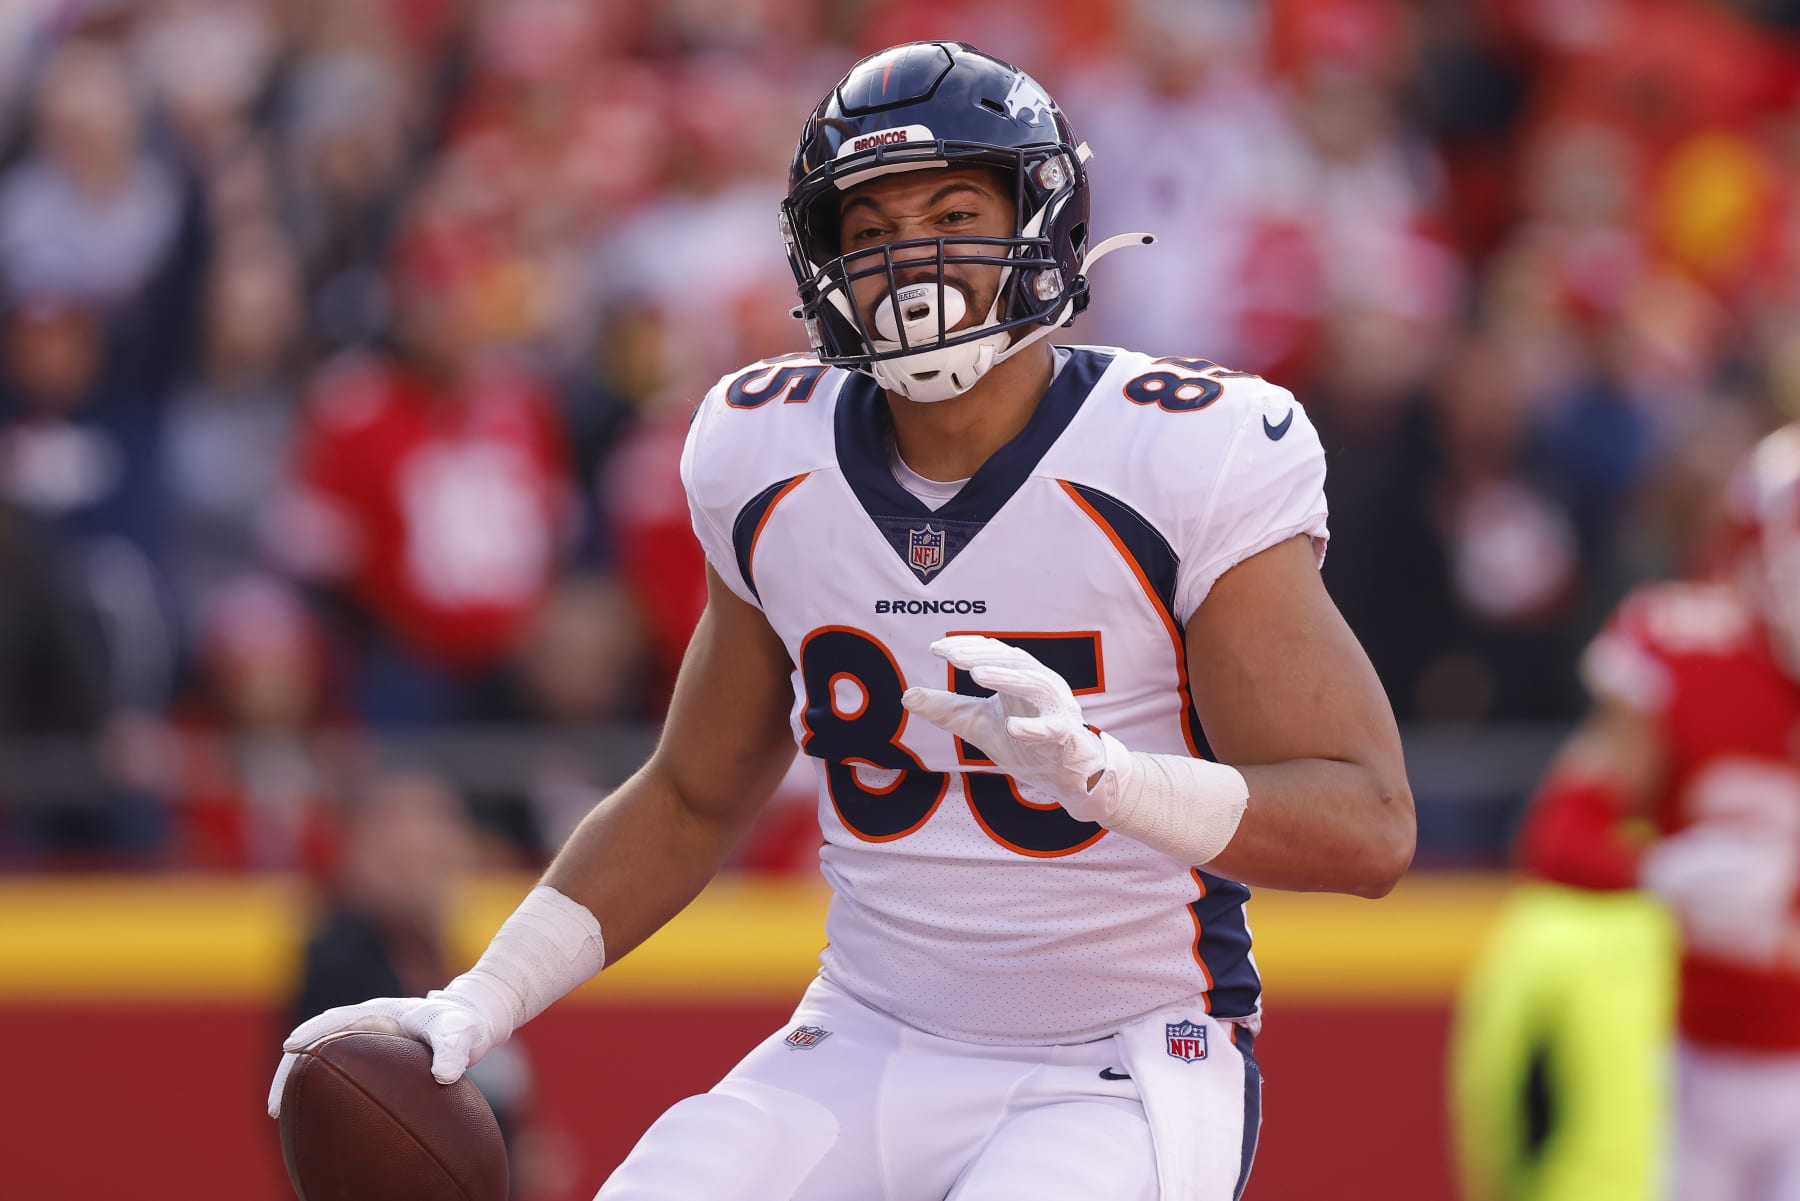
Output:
top-left (1516, 423), bottom-right (1800, 1201)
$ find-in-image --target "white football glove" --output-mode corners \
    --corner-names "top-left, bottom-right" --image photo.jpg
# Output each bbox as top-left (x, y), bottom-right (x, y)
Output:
top-left (1641, 824), bottom-right (1800, 965)
top-left (902, 635), bottom-right (1116, 822)
top-left (901, 635), bottom-right (1251, 865)
top-left (267, 885), bottom-right (606, 1120)
top-left (266, 981), bottom-right (510, 1118)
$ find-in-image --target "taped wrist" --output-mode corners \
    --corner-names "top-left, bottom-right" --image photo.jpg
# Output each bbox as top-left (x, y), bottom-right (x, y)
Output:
top-left (439, 885), bottom-right (606, 1042)
top-left (1091, 731), bottom-right (1249, 865)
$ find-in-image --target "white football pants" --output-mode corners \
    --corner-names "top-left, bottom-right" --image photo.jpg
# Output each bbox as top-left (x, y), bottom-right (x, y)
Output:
top-left (595, 972), bottom-right (1261, 1201)
top-left (1672, 1041), bottom-right (1800, 1201)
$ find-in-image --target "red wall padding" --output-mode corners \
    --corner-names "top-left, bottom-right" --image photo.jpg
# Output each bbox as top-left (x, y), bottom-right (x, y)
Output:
top-left (1, 1003), bottom-right (1455, 1201)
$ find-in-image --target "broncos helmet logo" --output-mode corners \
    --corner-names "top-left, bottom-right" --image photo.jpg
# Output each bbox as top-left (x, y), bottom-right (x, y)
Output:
top-left (1002, 73), bottom-right (1054, 126)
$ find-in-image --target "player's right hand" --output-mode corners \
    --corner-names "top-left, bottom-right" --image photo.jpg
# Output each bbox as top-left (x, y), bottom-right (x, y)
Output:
top-left (903, 635), bottom-right (1112, 818)
top-left (266, 990), bottom-right (499, 1118)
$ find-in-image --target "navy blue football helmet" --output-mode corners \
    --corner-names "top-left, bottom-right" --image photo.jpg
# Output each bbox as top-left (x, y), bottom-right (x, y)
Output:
top-left (781, 41), bottom-right (1149, 402)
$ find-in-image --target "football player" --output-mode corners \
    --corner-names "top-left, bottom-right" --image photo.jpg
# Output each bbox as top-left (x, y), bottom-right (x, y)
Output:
top-left (269, 42), bottom-right (1415, 1200)
top-left (1505, 423), bottom-right (1800, 1201)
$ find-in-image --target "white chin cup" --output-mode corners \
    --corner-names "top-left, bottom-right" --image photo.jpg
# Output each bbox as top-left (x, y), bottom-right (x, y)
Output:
top-left (867, 279), bottom-right (1011, 404)
top-left (871, 334), bottom-right (1006, 404)
top-left (872, 281), bottom-right (968, 345)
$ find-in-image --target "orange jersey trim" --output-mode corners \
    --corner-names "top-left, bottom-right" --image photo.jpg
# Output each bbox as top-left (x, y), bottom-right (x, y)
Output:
top-left (747, 471), bottom-right (812, 591)
top-left (1056, 480), bottom-right (1202, 756)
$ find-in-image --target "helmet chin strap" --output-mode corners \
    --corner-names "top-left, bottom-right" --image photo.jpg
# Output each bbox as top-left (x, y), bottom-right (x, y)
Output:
top-left (874, 231), bottom-right (1157, 404)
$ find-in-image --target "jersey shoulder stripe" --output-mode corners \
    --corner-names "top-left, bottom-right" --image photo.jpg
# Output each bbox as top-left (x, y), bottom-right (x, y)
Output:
top-left (1059, 480), bottom-right (1209, 757)
top-left (731, 472), bottom-right (811, 603)
top-left (1044, 349), bottom-right (1330, 622)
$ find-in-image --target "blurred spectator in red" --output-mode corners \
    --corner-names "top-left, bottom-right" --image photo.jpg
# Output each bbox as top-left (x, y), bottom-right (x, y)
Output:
top-left (166, 572), bottom-right (349, 872)
top-left (269, 187), bottom-right (575, 727)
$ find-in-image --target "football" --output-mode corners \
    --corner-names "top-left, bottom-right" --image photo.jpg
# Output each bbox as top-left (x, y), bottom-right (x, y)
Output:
top-left (278, 1030), bottom-right (508, 1201)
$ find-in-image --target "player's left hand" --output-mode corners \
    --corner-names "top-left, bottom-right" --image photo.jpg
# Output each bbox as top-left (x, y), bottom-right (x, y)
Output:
top-left (902, 635), bottom-right (1118, 822)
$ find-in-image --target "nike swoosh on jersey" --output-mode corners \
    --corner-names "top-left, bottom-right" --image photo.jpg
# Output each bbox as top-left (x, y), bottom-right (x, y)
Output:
top-left (1099, 1067), bottom-right (1132, 1081)
top-left (1262, 409), bottom-right (1294, 441)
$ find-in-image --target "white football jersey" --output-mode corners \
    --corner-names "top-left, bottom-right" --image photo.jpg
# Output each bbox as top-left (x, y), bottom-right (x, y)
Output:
top-left (680, 345), bottom-right (1329, 1045)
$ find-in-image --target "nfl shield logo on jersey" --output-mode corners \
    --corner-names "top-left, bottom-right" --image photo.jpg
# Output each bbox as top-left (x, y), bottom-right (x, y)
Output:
top-left (784, 1025), bottom-right (832, 1050)
top-left (1165, 1020), bottom-right (1208, 1062)
top-left (908, 525), bottom-right (946, 578)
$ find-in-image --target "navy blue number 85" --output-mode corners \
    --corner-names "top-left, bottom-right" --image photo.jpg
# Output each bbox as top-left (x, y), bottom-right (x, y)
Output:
top-left (798, 626), bottom-right (1105, 856)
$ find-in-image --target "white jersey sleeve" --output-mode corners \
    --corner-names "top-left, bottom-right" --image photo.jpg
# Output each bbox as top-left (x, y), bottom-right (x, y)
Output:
top-left (679, 355), bottom-right (846, 611)
top-left (679, 381), bottom-right (757, 607)
top-left (1171, 377), bottom-right (1329, 623)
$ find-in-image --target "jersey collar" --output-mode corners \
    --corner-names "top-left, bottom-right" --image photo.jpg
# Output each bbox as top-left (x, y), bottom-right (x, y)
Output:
top-left (833, 347), bottom-right (1113, 583)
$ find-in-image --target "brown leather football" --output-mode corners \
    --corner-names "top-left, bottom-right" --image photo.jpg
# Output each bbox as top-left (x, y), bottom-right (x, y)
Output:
top-left (278, 1030), bottom-right (508, 1201)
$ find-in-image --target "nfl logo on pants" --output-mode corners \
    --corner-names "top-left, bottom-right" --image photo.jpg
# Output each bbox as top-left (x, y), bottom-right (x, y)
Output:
top-left (783, 1025), bottom-right (831, 1050)
top-left (1166, 1020), bottom-right (1208, 1062)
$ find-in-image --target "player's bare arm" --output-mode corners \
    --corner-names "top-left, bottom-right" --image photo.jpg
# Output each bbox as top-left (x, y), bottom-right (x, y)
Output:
top-left (540, 563), bottom-right (797, 960)
top-left (1182, 534), bottom-right (1415, 897)
top-left (271, 564), bottom-right (794, 1111)
top-left (904, 534), bottom-right (1413, 899)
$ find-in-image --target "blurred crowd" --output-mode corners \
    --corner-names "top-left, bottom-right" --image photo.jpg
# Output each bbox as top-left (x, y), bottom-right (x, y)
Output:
top-left (2, 0), bottom-right (1799, 870)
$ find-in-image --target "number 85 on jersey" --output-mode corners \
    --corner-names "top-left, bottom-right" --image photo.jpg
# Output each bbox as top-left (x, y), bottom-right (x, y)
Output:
top-left (797, 626), bottom-right (1106, 858)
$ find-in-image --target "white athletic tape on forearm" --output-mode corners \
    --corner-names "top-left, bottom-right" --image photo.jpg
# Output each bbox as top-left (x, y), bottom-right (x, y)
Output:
top-left (439, 885), bottom-right (606, 1042)
top-left (1091, 731), bottom-right (1248, 866)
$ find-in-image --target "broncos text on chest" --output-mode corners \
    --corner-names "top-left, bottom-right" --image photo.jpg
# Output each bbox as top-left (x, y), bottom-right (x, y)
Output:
top-left (874, 599), bottom-right (989, 615)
